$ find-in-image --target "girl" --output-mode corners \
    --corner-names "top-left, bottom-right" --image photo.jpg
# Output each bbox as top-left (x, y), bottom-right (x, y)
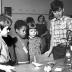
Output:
top-left (29, 23), bottom-right (41, 63)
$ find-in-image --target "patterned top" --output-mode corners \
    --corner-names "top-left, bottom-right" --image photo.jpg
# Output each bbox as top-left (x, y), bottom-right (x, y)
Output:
top-left (50, 16), bottom-right (72, 47)
top-left (29, 37), bottom-right (41, 56)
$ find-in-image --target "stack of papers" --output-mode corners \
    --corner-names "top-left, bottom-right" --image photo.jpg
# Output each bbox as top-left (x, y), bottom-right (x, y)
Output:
top-left (0, 65), bottom-right (16, 72)
top-left (32, 62), bottom-right (43, 67)
top-left (18, 61), bottom-right (29, 64)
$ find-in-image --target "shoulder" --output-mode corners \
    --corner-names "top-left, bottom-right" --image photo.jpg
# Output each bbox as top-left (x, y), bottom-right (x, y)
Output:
top-left (50, 18), bottom-right (56, 26)
top-left (63, 16), bottom-right (72, 21)
top-left (35, 37), bottom-right (41, 44)
top-left (24, 39), bottom-right (28, 43)
top-left (12, 36), bottom-right (18, 44)
top-left (35, 37), bottom-right (41, 41)
top-left (36, 37), bottom-right (41, 39)
top-left (50, 18), bottom-right (56, 22)
top-left (36, 37), bottom-right (41, 42)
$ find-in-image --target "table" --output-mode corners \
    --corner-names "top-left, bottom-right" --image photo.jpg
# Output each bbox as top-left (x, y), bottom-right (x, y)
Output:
top-left (15, 54), bottom-right (54, 72)
top-left (15, 59), bottom-right (65, 72)
top-left (15, 63), bottom-right (45, 72)
top-left (14, 54), bottom-right (72, 72)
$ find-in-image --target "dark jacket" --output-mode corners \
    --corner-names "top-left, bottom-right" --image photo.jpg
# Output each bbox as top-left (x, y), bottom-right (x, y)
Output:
top-left (2, 35), bottom-right (17, 65)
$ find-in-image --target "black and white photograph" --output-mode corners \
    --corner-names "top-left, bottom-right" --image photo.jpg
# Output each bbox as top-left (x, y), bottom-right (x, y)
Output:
top-left (0, 0), bottom-right (72, 72)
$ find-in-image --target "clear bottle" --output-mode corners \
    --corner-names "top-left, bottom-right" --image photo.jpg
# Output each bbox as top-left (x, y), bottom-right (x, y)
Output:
top-left (65, 48), bottom-right (71, 69)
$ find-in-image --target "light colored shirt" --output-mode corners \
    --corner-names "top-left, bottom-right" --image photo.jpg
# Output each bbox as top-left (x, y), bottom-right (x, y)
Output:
top-left (50, 16), bottom-right (72, 47)
top-left (0, 35), bottom-right (10, 63)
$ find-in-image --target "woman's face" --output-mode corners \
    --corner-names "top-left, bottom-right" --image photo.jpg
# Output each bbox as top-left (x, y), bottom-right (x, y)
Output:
top-left (39, 16), bottom-right (44, 23)
top-left (1, 26), bottom-right (10, 37)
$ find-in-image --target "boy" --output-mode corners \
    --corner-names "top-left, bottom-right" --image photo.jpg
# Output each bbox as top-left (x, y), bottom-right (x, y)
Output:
top-left (14, 20), bottom-right (29, 64)
top-left (45, 0), bottom-right (72, 60)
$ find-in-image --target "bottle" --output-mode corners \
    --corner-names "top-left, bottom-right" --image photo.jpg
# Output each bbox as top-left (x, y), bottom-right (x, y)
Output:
top-left (65, 48), bottom-right (71, 69)
top-left (70, 45), bottom-right (72, 51)
top-left (70, 45), bottom-right (72, 69)
top-left (34, 55), bottom-right (36, 63)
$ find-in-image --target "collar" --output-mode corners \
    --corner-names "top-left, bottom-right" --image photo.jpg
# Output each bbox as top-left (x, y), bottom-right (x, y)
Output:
top-left (53, 16), bottom-right (65, 21)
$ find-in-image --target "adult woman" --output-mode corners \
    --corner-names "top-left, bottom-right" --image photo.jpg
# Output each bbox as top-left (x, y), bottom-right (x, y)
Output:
top-left (36, 15), bottom-right (51, 54)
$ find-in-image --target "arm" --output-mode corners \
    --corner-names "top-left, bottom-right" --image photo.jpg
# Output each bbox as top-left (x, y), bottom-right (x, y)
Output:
top-left (44, 34), bottom-right (54, 56)
top-left (0, 42), bottom-right (8, 63)
top-left (44, 21), bottom-right (54, 56)
top-left (67, 18), bottom-right (72, 31)
top-left (41, 31), bottom-right (48, 37)
top-left (66, 18), bottom-right (72, 41)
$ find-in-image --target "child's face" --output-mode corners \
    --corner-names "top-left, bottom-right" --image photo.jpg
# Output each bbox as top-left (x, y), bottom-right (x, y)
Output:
top-left (0, 26), bottom-right (10, 37)
top-left (16, 26), bottom-right (27, 38)
top-left (53, 8), bottom-right (63, 19)
top-left (29, 29), bottom-right (37, 38)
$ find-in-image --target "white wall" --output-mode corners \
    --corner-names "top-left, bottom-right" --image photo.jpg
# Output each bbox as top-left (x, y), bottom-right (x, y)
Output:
top-left (2, 0), bottom-right (53, 23)
top-left (2, 0), bottom-right (72, 36)
top-left (2, 0), bottom-right (53, 36)
top-left (2, 0), bottom-right (52, 14)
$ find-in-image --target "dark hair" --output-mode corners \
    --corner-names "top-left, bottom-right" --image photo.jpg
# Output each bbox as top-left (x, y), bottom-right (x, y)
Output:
top-left (50, 0), bottom-right (64, 11)
top-left (0, 14), bottom-right (12, 26)
top-left (48, 9), bottom-right (54, 20)
top-left (0, 25), bottom-right (4, 30)
top-left (26, 17), bottom-right (35, 24)
top-left (14, 20), bottom-right (27, 31)
top-left (37, 15), bottom-right (45, 22)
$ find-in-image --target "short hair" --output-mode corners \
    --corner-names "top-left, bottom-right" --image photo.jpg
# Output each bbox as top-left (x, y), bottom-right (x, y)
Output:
top-left (0, 25), bottom-right (4, 30)
top-left (0, 14), bottom-right (12, 26)
top-left (48, 9), bottom-right (54, 20)
top-left (37, 15), bottom-right (45, 22)
top-left (50, 0), bottom-right (64, 11)
top-left (14, 20), bottom-right (27, 31)
top-left (26, 17), bottom-right (35, 23)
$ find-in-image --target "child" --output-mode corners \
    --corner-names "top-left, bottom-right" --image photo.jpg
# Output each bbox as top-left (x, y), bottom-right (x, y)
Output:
top-left (45, 0), bottom-right (72, 60)
top-left (26, 17), bottom-right (35, 26)
top-left (14, 20), bottom-right (29, 64)
top-left (28, 23), bottom-right (41, 63)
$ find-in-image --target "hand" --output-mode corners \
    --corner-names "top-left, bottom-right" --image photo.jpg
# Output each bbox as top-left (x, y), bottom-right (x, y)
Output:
top-left (44, 51), bottom-right (51, 57)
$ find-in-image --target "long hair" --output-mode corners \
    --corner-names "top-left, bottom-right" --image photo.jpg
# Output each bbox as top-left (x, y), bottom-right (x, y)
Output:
top-left (37, 15), bottom-right (46, 22)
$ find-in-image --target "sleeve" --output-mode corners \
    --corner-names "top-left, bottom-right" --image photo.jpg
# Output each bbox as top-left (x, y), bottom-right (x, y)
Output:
top-left (0, 42), bottom-right (7, 62)
top-left (49, 21), bottom-right (55, 50)
top-left (50, 21), bottom-right (52, 35)
top-left (0, 41), bottom-right (2, 55)
top-left (67, 18), bottom-right (72, 31)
